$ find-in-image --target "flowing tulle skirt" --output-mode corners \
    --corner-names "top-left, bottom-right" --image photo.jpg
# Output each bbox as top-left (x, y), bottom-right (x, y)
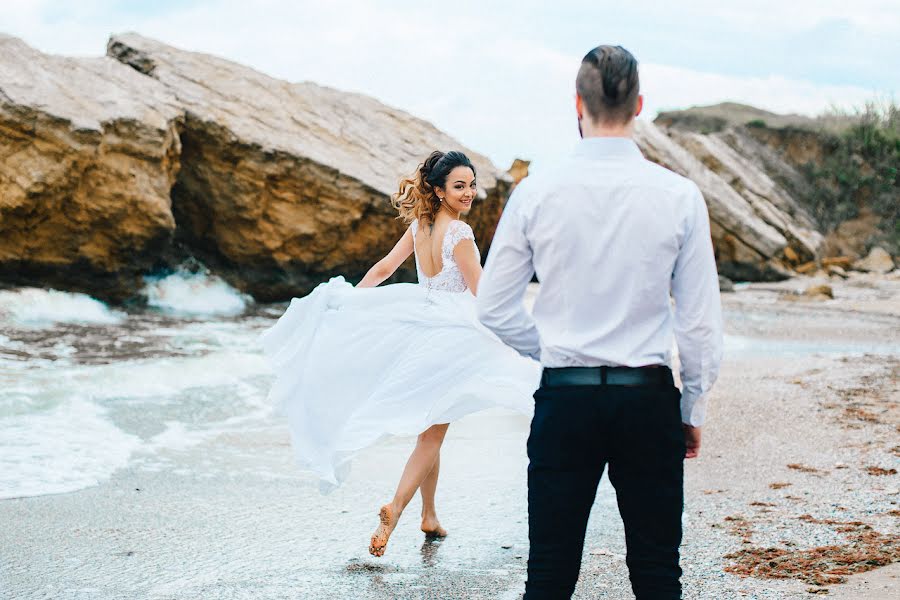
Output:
top-left (260, 277), bottom-right (541, 491)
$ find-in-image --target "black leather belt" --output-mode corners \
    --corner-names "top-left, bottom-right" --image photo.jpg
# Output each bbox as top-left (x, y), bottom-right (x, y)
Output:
top-left (541, 366), bottom-right (673, 388)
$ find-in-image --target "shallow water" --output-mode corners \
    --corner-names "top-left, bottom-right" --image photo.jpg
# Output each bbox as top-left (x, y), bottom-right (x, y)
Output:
top-left (0, 277), bottom-right (281, 500)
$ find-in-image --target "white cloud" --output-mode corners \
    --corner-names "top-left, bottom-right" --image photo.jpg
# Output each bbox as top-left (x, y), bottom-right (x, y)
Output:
top-left (659, 0), bottom-right (900, 34)
top-left (641, 63), bottom-right (877, 118)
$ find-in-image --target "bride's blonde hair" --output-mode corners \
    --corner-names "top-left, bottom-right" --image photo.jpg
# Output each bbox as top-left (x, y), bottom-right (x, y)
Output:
top-left (391, 150), bottom-right (476, 227)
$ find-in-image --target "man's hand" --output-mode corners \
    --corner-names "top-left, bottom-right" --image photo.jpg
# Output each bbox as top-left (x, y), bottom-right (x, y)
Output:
top-left (683, 424), bottom-right (702, 459)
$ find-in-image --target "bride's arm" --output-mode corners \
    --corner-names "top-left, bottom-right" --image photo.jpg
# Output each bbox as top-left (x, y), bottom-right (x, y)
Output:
top-left (454, 240), bottom-right (482, 296)
top-left (356, 227), bottom-right (414, 288)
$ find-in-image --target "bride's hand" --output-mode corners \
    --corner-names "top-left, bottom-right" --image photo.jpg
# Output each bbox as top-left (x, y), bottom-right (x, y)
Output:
top-left (682, 424), bottom-right (701, 459)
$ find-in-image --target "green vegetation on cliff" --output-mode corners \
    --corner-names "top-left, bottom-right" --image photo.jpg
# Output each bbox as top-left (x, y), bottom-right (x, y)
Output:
top-left (804, 101), bottom-right (899, 251)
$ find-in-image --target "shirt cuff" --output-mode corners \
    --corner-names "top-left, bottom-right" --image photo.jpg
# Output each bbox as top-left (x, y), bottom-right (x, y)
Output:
top-left (680, 389), bottom-right (707, 427)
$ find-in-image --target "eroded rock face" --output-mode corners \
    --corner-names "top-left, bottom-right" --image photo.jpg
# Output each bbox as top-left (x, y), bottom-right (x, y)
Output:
top-left (635, 115), bottom-right (834, 281)
top-left (670, 129), bottom-right (823, 260)
top-left (634, 120), bottom-right (794, 281)
top-left (107, 33), bottom-right (512, 300)
top-left (0, 34), bottom-right (182, 300)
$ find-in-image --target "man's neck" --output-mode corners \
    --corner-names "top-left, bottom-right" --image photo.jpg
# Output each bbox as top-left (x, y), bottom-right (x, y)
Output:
top-left (580, 119), bottom-right (634, 139)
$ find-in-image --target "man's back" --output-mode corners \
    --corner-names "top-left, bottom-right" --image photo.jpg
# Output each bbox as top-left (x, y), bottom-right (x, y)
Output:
top-left (478, 135), bottom-right (721, 425)
top-left (515, 137), bottom-right (704, 369)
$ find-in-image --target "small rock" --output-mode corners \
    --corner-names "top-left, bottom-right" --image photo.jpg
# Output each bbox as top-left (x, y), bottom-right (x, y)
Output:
top-left (719, 275), bottom-right (735, 293)
top-left (821, 256), bottom-right (853, 268)
top-left (795, 261), bottom-right (818, 274)
top-left (507, 158), bottom-right (531, 185)
top-left (852, 247), bottom-right (894, 274)
top-left (826, 265), bottom-right (848, 279)
top-left (501, 544), bottom-right (513, 549)
top-left (783, 246), bottom-right (799, 263)
top-left (803, 285), bottom-right (833, 299)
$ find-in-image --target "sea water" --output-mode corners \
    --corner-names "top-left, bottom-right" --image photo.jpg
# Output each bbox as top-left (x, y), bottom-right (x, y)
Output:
top-left (0, 274), bottom-right (279, 500)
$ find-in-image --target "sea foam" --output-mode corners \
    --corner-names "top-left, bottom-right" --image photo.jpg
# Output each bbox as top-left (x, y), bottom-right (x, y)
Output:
top-left (0, 397), bottom-right (141, 500)
top-left (0, 288), bottom-right (125, 328)
top-left (142, 268), bottom-right (252, 317)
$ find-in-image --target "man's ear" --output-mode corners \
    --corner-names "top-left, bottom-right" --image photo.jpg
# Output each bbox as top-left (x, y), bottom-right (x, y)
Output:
top-left (635, 94), bottom-right (644, 118)
top-left (575, 93), bottom-right (584, 120)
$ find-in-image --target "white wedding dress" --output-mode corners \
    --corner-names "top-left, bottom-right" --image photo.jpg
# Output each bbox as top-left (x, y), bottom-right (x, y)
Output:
top-left (260, 219), bottom-right (541, 491)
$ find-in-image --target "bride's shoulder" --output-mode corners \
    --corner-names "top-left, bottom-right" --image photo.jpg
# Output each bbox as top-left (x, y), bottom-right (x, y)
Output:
top-left (444, 220), bottom-right (475, 252)
top-left (449, 219), bottom-right (474, 236)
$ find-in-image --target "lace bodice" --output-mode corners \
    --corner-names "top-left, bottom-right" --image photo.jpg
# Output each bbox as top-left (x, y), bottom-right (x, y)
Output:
top-left (410, 219), bottom-right (480, 293)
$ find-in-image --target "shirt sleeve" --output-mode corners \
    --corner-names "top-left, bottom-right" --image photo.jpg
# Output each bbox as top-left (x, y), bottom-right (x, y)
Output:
top-left (671, 183), bottom-right (724, 427)
top-left (476, 184), bottom-right (542, 360)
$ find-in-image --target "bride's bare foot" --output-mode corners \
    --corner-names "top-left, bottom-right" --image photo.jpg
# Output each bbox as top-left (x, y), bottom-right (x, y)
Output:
top-left (420, 516), bottom-right (447, 538)
top-left (369, 504), bottom-right (399, 557)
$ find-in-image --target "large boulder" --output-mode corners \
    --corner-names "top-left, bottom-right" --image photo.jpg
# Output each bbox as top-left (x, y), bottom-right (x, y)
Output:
top-left (107, 33), bottom-right (513, 301)
top-left (669, 128), bottom-right (823, 261)
top-left (634, 120), bottom-right (793, 281)
top-left (0, 34), bottom-right (182, 300)
top-left (635, 113), bottom-right (833, 281)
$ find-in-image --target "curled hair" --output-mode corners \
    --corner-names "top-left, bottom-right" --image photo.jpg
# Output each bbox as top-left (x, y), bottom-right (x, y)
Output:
top-left (392, 150), bottom-right (476, 227)
top-left (576, 45), bottom-right (640, 125)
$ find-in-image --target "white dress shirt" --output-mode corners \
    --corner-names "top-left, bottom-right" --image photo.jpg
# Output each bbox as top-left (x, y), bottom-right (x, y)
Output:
top-left (476, 136), bottom-right (723, 427)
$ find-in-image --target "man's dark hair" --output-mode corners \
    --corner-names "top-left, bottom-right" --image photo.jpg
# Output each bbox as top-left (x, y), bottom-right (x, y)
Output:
top-left (576, 45), bottom-right (640, 125)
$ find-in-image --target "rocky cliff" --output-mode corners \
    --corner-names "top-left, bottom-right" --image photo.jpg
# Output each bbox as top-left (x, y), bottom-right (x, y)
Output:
top-left (635, 108), bottom-right (834, 281)
top-left (107, 33), bottom-right (512, 301)
top-left (0, 34), bottom-right (182, 301)
top-left (1, 35), bottom-right (892, 301)
top-left (648, 102), bottom-right (897, 280)
top-left (0, 33), bottom-right (512, 301)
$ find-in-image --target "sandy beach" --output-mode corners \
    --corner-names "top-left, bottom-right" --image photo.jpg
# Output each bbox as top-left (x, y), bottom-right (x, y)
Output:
top-left (2, 273), bottom-right (898, 599)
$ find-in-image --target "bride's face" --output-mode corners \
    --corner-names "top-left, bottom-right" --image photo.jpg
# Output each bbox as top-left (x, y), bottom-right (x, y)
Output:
top-left (437, 166), bottom-right (477, 215)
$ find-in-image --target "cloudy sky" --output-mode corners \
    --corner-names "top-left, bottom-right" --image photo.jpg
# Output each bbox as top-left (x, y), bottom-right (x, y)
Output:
top-left (6, 0), bottom-right (898, 169)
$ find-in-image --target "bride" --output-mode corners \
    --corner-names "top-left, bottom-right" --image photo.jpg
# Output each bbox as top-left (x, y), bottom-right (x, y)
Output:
top-left (260, 150), bottom-right (540, 557)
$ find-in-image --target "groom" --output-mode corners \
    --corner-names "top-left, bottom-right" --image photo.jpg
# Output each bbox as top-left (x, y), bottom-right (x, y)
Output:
top-left (477, 45), bottom-right (723, 599)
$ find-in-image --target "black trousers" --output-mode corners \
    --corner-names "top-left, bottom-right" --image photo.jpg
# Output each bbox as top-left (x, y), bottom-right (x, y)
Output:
top-left (523, 375), bottom-right (685, 599)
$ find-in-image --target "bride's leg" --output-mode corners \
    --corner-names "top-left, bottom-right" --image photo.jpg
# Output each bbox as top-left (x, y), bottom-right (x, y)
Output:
top-left (369, 423), bottom-right (449, 557)
top-left (419, 454), bottom-right (448, 537)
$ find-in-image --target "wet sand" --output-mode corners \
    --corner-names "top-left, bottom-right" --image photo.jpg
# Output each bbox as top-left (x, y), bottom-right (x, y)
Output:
top-left (2, 272), bottom-right (898, 599)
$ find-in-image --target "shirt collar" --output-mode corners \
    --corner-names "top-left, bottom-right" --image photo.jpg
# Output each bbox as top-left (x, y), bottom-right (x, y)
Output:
top-left (573, 136), bottom-right (643, 160)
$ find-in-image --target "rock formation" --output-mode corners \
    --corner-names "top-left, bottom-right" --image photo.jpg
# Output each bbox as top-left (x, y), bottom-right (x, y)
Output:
top-left (107, 33), bottom-right (512, 301)
top-left (1, 35), bottom-right (892, 301)
top-left (0, 34), bottom-right (182, 300)
top-left (0, 33), bottom-right (512, 302)
top-left (635, 105), bottom-right (833, 282)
